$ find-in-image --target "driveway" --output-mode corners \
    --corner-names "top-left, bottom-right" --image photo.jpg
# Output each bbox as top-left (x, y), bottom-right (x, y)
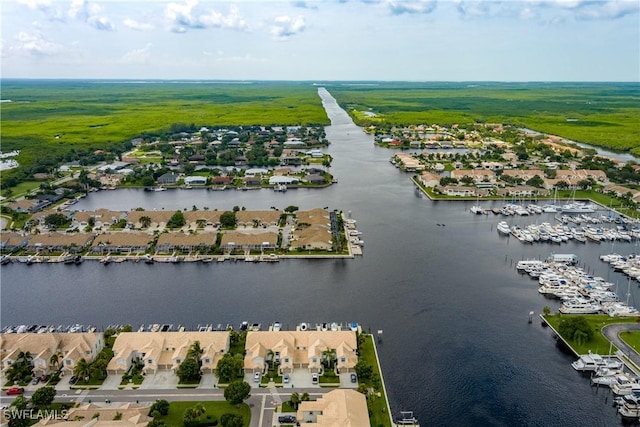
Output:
top-left (138, 371), bottom-right (179, 389)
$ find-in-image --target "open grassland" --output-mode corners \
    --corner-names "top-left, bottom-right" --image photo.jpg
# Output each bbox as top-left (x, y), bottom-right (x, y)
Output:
top-left (328, 82), bottom-right (640, 155)
top-left (1, 80), bottom-right (329, 170)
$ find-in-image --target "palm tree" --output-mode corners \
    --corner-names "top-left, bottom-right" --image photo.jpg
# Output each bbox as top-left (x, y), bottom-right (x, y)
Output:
top-left (191, 404), bottom-right (206, 419)
top-left (187, 341), bottom-right (204, 365)
top-left (74, 358), bottom-right (91, 382)
top-left (140, 216), bottom-right (152, 229)
top-left (49, 352), bottom-right (62, 371)
top-left (290, 392), bottom-right (300, 409)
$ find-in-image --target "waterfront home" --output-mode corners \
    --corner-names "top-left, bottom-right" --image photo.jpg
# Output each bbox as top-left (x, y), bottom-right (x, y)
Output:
top-left (0, 232), bottom-right (30, 252)
top-left (440, 186), bottom-right (477, 197)
top-left (90, 233), bottom-right (152, 255)
top-left (0, 332), bottom-right (104, 377)
top-left (296, 389), bottom-right (369, 426)
top-left (394, 153), bottom-right (423, 172)
top-left (297, 209), bottom-right (330, 227)
top-left (33, 403), bottom-right (152, 427)
top-left (155, 232), bottom-right (216, 253)
top-left (419, 171), bottom-right (441, 188)
top-left (107, 331), bottom-right (230, 375)
top-left (184, 176), bottom-right (207, 186)
top-left (269, 176), bottom-right (300, 185)
top-left (156, 172), bottom-right (179, 185)
top-left (211, 176), bottom-right (234, 186)
top-left (219, 231), bottom-right (278, 252)
top-left (236, 210), bottom-right (281, 228)
top-left (243, 331), bottom-right (358, 375)
top-left (496, 186), bottom-right (548, 198)
top-left (242, 176), bottom-right (262, 186)
top-left (24, 232), bottom-right (95, 254)
top-left (289, 227), bottom-right (333, 251)
top-left (304, 173), bottom-right (327, 184)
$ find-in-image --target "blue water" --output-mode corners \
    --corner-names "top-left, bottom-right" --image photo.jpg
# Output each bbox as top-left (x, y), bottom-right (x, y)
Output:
top-left (1, 88), bottom-right (637, 426)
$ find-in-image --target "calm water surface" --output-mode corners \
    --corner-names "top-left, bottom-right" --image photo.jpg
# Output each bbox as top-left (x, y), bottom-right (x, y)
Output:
top-left (2, 88), bottom-right (638, 426)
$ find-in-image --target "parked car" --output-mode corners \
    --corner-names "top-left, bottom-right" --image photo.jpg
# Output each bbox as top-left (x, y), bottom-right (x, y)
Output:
top-left (6, 387), bottom-right (25, 395)
top-left (31, 377), bottom-right (40, 385)
top-left (283, 374), bottom-right (289, 384)
top-left (350, 373), bottom-right (357, 383)
top-left (278, 415), bottom-right (296, 423)
top-left (311, 373), bottom-right (318, 384)
top-left (253, 372), bottom-right (260, 383)
top-left (68, 376), bottom-right (78, 385)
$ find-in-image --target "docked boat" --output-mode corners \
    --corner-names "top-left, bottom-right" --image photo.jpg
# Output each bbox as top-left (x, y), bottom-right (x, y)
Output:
top-left (496, 221), bottom-right (511, 235)
top-left (142, 254), bottom-right (154, 264)
top-left (561, 202), bottom-right (596, 213)
top-left (559, 298), bottom-right (601, 314)
top-left (1, 255), bottom-right (12, 265)
top-left (572, 353), bottom-right (623, 372)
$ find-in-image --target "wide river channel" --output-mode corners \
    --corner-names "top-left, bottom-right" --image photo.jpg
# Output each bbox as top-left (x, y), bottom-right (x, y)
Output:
top-left (2, 88), bottom-right (639, 426)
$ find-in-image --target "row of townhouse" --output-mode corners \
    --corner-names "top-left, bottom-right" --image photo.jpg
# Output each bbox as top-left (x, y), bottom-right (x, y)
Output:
top-left (0, 333), bottom-right (104, 377)
top-left (1, 330), bottom-right (358, 378)
top-left (289, 208), bottom-right (333, 251)
top-left (105, 330), bottom-right (357, 376)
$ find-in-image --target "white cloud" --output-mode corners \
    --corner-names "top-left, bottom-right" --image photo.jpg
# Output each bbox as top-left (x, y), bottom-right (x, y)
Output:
top-left (165, 0), bottom-right (248, 33)
top-left (270, 15), bottom-right (306, 39)
top-left (574, 1), bottom-right (640, 20)
top-left (123, 18), bottom-right (154, 31)
top-left (386, 0), bottom-right (437, 15)
top-left (68, 0), bottom-right (115, 31)
top-left (11, 31), bottom-right (63, 56)
top-left (119, 43), bottom-right (153, 64)
top-left (17, 0), bottom-right (52, 10)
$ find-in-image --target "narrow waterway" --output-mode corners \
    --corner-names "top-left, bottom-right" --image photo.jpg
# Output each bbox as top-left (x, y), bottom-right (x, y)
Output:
top-left (1, 88), bottom-right (636, 426)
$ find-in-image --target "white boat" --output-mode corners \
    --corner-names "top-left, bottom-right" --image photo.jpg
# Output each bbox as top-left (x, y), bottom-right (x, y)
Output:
top-left (561, 202), bottom-right (595, 213)
top-left (496, 221), bottom-right (511, 235)
top-left (590, 369), bottom-right (626, 386)
top-left (571, 353), bottom-right (623, 372)
top-left (470, 205), bottom-right (484, 215)
top-left (559, 298), bottom-right (601, 314)
top-left (153, 187), bottom-right (167, 192)
top-left (611, 378), bottom-right (640, 396)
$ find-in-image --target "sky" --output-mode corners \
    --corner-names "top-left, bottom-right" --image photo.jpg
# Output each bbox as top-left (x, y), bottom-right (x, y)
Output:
top-left (1, 0), bottom-right (639, 81)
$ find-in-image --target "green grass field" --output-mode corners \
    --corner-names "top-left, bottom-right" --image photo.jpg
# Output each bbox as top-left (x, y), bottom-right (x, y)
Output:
top-left (1, 80), bottom-right (330, 178)
top-left (156, 400), bottom-right (250, 427)
top-left (328, 82), bottom-right (640, 155)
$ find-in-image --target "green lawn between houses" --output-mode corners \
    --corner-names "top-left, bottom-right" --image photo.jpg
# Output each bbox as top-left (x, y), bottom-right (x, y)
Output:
top-left (156, 401), bottom-right (250, 427)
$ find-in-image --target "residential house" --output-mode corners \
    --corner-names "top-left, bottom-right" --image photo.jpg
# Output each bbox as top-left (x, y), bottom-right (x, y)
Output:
top-left (107, 331), bottom-right (230, 375)
top-left (0, 333), bottom-right (104, 377)
top-left (419, 172), bottom-right (441, 188)
top-left (157, 172), bottom-right (179, 185)
top-left (33, 403), bottom-right (153, 427)
top-left (296, 389), bottom-right (369, 426)
top-left (155, 232), bottom-right (216, 253)
top-left (184, 176), bottom-right (207, 185)
top-left (450, 169), bottom-right (496, 184)
top-left (0, 232), bottom-right (30, 252)
top-left (440, 186), bottom-right (477, 197)
top-left (24, 233), bottom-right (95, 254)
top-left (219, 231), bottom-right (278, 252)
top-left (304, 174), bottom-right (326, 184)
top-left (269, 176), bottom-right (299, 185)
top-left (244, 331), bottom-right (358, 375)
top-left (90, 233), bottom-right (152, 254)
top-left (235, 210), bottom-right (281, 228)
top-left (126, 211), bottom-right (175, 229)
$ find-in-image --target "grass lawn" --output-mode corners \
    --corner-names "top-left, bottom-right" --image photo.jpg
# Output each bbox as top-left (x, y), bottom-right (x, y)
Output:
top-left (619, 330), bottom-right (640, 353)
top-left (543, 314), bottom-right (640, 355)
top-left (3, 180), bottom-right (40, 199)
top-left (157, 401), bottom-right (250, 427)
top-left (359, 335), bottom-right (392, 427)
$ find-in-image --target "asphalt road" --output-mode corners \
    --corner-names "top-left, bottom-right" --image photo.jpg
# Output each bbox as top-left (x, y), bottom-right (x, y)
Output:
top-left (602, 323), bottom-right (640, 369)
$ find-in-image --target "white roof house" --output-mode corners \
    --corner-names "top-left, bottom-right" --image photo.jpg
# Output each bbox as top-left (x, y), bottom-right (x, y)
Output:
top-left (184, 176), bottom-right (207, 185)
top-left (269, 176), bottom-right (300, 185)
